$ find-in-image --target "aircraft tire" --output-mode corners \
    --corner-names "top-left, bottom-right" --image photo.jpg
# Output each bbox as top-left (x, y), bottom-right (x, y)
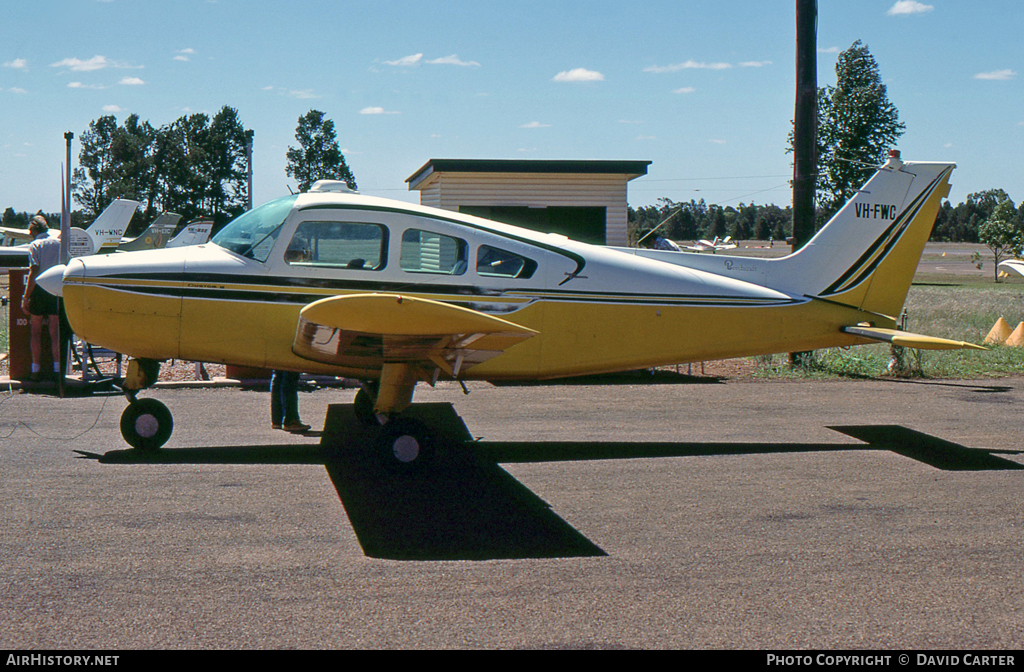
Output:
top-left (353, 387), bottom-right (378, 426)
top-left (377, 417), bottom-right (434, 472)
top-left (120, 398), bottom-right (173, 451)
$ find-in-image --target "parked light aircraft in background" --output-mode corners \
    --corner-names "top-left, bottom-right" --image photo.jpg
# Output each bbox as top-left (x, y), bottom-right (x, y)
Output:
top-left (165, 220), bottom-right (213, 248)
top-left (119, 212), bottom-right (182, 252)
top-left (997, 259), bottom-right (1024, 278)
top-left (39, 153), bottom-right (982, 467)
top-left (0, 198), bottom-right (139, 268)
top-left (686, 236), bottom-right (737, 253)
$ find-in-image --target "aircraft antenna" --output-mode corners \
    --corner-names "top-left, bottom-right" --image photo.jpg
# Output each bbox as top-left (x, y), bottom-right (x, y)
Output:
top-left (635, 206), bottom-right (682, 247)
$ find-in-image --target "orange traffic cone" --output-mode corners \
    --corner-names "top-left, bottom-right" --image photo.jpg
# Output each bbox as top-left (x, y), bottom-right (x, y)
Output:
top-left (985, 317), bottom-right (1013, 345)
top-left (1005, 322), bottom-right (1024, 347)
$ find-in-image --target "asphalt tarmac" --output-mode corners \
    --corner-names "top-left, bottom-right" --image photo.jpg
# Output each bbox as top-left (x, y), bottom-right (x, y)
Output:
top-left (1, 375), bottom-right (1023, 649)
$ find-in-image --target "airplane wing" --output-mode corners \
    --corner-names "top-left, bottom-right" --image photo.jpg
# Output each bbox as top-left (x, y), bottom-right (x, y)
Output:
top-left (0, 226), bottom-right (33, 244)
top-left (292, 293), bottom-right (538, 378)
top-left (842, 326), bottom-right (986, 351)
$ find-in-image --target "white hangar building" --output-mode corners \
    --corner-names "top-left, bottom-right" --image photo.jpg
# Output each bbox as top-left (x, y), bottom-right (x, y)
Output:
top-left (405, 159), bottom-right (651, 247)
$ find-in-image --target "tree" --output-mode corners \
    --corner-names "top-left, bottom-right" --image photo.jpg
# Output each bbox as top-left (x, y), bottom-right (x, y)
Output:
top-left (285, 110), bottom-right (356, 192)
top-left (975, 199), bottom-right (1021, 282)
top-left (72, 115), bottom-right (120, 216)
top-left (206, 106), bottom-right (250, 225)
top-left (813, 41), bottom-right (906, 221)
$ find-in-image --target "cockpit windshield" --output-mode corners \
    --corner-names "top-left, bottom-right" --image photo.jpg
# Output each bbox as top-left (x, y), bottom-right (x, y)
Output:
top-left (211, 195), bottom-right (298, 262)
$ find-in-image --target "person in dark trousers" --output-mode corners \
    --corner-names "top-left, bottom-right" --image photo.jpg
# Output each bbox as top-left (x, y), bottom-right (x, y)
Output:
top-left (270, 370), bottom-right (310, 432)
top-left (20, 215), bottom-right (61, 381)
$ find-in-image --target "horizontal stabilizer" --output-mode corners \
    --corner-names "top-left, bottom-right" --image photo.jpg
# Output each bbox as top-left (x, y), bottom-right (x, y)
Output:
top-left (293, 293), bottom-right (537, 378)
top-left (843, 326), bottom-right (986, 351)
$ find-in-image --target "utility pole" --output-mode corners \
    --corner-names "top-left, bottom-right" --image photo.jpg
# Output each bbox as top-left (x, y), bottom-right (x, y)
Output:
top-left (60, 131), bottom-right (73, 398)
top-left (792, 0), bottom-right (817, 253)
top-left (245, 130), bottom-right (254, 210)
top-left (62, 132), bottom-right (73, 264)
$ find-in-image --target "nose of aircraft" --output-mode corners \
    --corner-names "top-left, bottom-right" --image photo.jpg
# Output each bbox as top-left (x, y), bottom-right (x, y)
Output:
top-left (37, 263), bottom-right (66, 297)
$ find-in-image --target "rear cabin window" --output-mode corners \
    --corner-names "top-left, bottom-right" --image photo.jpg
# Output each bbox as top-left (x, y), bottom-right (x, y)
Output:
top-left (285, 221), bottom-right (387, 270)
top-left (476, 245), bottom-right (537, 279)
top-left (400, 229), bottom-right (467, 275)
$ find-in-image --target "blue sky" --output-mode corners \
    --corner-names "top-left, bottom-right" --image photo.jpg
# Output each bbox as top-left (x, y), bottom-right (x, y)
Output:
top-left (1, 0), bottom-right (1021, 216)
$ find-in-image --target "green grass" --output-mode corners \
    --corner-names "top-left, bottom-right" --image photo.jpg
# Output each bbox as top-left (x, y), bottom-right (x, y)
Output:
top-left (752, 280), bottom-right (1024, 380)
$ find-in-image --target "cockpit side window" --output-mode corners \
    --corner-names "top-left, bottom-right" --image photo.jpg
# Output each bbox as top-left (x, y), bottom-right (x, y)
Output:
top-left (285, 221), bottom-right (388, 270)
top-left (212, 195), bottom-right (298, 263)
top-left (400, 229), bottom-right (467, 275)
top-left (476, 245), bottom-right (538, 279)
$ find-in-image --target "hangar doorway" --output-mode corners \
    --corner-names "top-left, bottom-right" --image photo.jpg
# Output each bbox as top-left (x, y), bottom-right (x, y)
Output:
top-left (458, 206), bottom-right (607, 245)
top-left (406, 159), bottom-right (649, 246)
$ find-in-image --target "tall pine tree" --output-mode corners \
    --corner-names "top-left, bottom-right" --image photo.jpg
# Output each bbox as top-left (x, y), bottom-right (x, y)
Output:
top-left (285, 110), bottom-right (356, 192)
top-left (814, 41), bottom-right (905, 221)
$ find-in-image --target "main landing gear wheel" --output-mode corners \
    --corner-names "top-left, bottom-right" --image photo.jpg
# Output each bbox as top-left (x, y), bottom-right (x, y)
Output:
top-left (353, 382), bottom-right (380, 426)
top-left (120, 398), bottom-right (173, 451)
top-left (377, 417), bottom-right (434, 472)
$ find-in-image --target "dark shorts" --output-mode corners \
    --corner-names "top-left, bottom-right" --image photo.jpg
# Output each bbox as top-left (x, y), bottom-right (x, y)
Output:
top-left (28, 285), bottom-right (59, 316)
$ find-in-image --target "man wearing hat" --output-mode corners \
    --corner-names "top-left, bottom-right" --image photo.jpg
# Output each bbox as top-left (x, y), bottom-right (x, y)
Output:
top-left (20, 214), bottom-right (62, 381)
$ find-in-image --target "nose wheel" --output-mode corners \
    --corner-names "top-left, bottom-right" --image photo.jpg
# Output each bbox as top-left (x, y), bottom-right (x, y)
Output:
top-left (120, 398), bottom-right (174, 451)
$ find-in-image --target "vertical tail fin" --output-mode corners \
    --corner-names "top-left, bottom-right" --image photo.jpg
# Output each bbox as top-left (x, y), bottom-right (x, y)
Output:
top-left (766, 156), bottom-right (954, 318)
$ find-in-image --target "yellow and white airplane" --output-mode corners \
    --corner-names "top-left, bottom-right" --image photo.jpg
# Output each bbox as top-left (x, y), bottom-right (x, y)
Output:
top-left (38, 153), bottom-right (981, 465)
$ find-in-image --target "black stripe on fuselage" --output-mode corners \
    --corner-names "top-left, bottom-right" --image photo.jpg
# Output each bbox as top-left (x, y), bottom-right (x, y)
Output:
top-left (77, 273), bottom-right (803, 309)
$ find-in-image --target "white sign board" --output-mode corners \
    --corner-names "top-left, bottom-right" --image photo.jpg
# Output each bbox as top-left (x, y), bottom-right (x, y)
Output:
top-left (68, 227), bottom-right (95, 258)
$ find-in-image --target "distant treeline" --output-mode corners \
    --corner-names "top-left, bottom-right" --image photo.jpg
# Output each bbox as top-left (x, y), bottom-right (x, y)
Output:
top-left (1, 208), bottom-right (88, 230)
top-left (629, 188), bottom-right (1024, 245)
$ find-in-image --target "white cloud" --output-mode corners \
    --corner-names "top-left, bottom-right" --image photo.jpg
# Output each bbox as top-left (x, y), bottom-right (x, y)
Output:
top-left (673, 87), bottom-right (696, 94)
top-left (887, 1), bottom-right (934, 15)
top-left (553, 67), bottom-right (604, 82)
top-left (974, 69), bottom-right (1017, 81)
top-left (384, 53), bottom-right (423, 67)
top-left (740, 61), bottom-right (772, 68)
top-left (174, 56), bottom-right (189, 62)
top-left (289, 89), bottom-right (319, 99)
top-left (709, 139), bottom-right (727, 144)
top-left (102, 105), bottom-right (123, 112)
top-left (119, 77), bottom-right (145, 85)
top-left (174, 48), bottom-right (195, 62)
top-left (359, 106), bottom-right (399, 115)
top-left (520, 121), bottom-right (550, 128)
top-left (68, 82), bottom-right (106, 89)
top-left (3, 58), bottom-right (27, 69)
top-left (8, 87), bottom-right (27, 94)
top-left (50, 55), bottom-right (141, 72)
top-left (818, 46), bottom-right (840, 54)
top-left (637, 135), bottom-right (656, 141)
top-left (644, 60), bottom-right (731, 73)
top-left (427, 54), bottom-right (480, 67)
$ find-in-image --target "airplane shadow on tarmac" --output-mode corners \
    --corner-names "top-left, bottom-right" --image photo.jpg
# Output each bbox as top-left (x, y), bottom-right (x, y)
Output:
top-left (79, 403), bottom-right (1024, 562)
